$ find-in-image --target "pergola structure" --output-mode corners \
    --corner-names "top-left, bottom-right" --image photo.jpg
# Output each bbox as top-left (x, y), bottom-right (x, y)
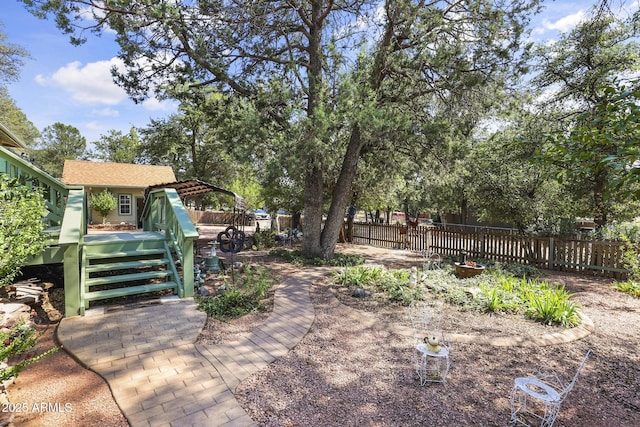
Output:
top-left (146, 179), bottom-right (246, 209)
top-left (145, 179), bottom-right (247, 229)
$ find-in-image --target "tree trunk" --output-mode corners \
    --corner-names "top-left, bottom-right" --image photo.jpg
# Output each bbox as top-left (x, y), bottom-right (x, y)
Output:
top-left (301, 2), bottom-right (398, 259)
top-left (593, 169), bottom-right (608, 228)
top-left (301, 164), bottom-right (325, 257)
top-left (292, 211), bottom-right (302, 230)
top-left (302, 125), bottom-right (365, 259)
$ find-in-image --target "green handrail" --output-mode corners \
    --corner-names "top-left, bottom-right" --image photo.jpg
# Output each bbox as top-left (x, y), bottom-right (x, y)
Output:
top-left (141, 188), bottom-right (199, 297)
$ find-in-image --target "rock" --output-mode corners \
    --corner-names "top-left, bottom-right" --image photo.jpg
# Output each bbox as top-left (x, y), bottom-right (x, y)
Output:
top-left (351, 288), bottom-right (370, 298)
top-left (199, 287), bottom-right (211, 297)
top-left (0, 303), bottom-right (32, 331)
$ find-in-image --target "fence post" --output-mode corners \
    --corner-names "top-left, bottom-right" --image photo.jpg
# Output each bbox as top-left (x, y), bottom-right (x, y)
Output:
top-left (548, 237), bottom-right (554, 270)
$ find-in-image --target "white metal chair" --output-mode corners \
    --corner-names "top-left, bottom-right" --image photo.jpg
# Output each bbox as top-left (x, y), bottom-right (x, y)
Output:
top-left (510, 350), bottom-right (591, 427)
top-left (407, 301), bottom-right (450, 384)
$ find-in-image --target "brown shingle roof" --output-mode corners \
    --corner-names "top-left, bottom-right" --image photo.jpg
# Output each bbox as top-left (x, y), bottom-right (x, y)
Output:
top-left (61, 160), bottom-right (176, 188)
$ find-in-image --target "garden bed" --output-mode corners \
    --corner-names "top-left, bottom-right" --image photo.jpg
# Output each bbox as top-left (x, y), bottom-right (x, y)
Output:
top-left (5, 244), bottom-right (640, 426)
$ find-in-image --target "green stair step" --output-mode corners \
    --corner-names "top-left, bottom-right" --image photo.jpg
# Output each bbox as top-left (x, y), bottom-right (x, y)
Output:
top-left (84, 282), bottom-right (177, 302)
top-left (86, 270), bottom-right (172, 287)
top-left (86, 258), bottom-right (171, 273)
top-left (83, 232), bottom-right (166, 245)
top-left (85, 248), bottom-right (167, 260)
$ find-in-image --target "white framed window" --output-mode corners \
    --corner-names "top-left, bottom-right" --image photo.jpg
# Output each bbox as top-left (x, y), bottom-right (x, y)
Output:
top-left (119, 194), bottom-right (132, 215)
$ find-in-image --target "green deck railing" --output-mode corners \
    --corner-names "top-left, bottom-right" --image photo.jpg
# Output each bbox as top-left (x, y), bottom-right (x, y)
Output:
top-left (0, 145), bottom-right (77, 228)
top-left (141, 188), bottom-right (199, 297)
top-left (1, 144), bottom-right (87, 315)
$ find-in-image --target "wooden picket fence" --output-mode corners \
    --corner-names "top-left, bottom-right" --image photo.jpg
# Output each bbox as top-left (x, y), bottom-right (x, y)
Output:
top-left (188, 209), bottom-right (295, 231)
top-left (350, 222), bottom-right (628, 278)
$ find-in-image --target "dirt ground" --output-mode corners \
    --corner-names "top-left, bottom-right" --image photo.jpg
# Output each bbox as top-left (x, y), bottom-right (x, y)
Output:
top-left (4, 244), bottom-right (640, 426)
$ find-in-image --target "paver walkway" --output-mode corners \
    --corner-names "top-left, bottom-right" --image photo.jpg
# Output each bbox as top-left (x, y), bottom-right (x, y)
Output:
top-left (57, 270), bottom-right (321, 427)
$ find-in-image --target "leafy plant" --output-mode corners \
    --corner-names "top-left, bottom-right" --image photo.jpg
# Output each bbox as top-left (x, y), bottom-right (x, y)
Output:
top-left (477, 284), bottom-right (506, 313)
top-left (251, 230), bottom-right (278, 250)
top-left (0, 322), bottom-right (58, 383)
top-left (89, 189), bottom-right (117, 224)
top-left (333, 265), bottom-right (384, 287)
top-left (611, 233), bottom-right (640, 298)
top-left (618, 233), bottom-right (640, 281)
top-left (196, 265), bottom-right (276, 321)
top-left (525, 284), bottom-right (581, 327)
top-left (0, 175), bottom-right (47, 287)
top-left (494, 262), bottom-right (542, 279)
top-left (612, 280), bottom-right (640, 297)
top-left (334, 265), bottom-right (425, 305)
top-left (269, 248), bottom-right (364, 267)
top-left (333, 263), bottom-right (581, 327)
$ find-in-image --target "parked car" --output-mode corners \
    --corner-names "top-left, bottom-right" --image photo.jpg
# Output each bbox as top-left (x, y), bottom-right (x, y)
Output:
top-left (247, 209), bottom-right (271, 222)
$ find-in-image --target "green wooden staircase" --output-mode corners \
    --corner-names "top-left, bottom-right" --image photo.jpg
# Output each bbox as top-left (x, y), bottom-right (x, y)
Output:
top-left (81, 231), bottom-right (182, 311)
top-left (1, 122), bottom-right (198, 317)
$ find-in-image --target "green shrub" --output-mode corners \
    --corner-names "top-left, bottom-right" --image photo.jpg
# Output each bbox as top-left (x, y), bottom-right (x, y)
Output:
top-left (197, 265), bottom-right (276, 321)
top-left (600, 221), bottom-right (640, 243)
top-left (611, 233), bottom-right (640, 298)
top-left (89, 189), bottom-right (117, 224)
top-left (251, 230), bottom-right (278, 250)
top-left (0, 175), bottom-right (47, 287)
top-left (333, 265), bottom-right (384, 287)
top-left (333, 265), bottom-right (425, 305)
top-left (618, 233), bottom-right (640, 281)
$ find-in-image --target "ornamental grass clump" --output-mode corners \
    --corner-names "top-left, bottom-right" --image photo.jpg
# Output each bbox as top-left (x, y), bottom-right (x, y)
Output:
top-left (524, 283), bottom-right (581, 327)
top-left (612, 280), bottom-right (640, 297)
top-left (334, 263), bottom-right (582, 327)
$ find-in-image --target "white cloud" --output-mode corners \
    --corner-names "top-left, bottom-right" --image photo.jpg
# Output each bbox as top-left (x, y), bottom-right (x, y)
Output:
top-left (542, 10), bottom-right (586, 33)
top-left (91, 107), bottom-right (120, 117)
top-left (35, 58), bottom-right (127, 105)
top-left (85, 121), bottom-right (106, 132)
top-left (142, 98), bottom-right (178, 112)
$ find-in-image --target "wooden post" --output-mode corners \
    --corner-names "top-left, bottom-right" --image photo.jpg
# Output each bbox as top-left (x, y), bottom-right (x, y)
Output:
top-left (182, 237), bottom-right (195, 298)
top-left (63, 243), bottom-right (81, 316)
top-left (548, 237), bottom-right (554, 270)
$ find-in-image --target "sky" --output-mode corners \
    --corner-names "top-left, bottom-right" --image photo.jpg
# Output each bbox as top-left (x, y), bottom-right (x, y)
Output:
top-left (1, 0), bottom-right (637, 144)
